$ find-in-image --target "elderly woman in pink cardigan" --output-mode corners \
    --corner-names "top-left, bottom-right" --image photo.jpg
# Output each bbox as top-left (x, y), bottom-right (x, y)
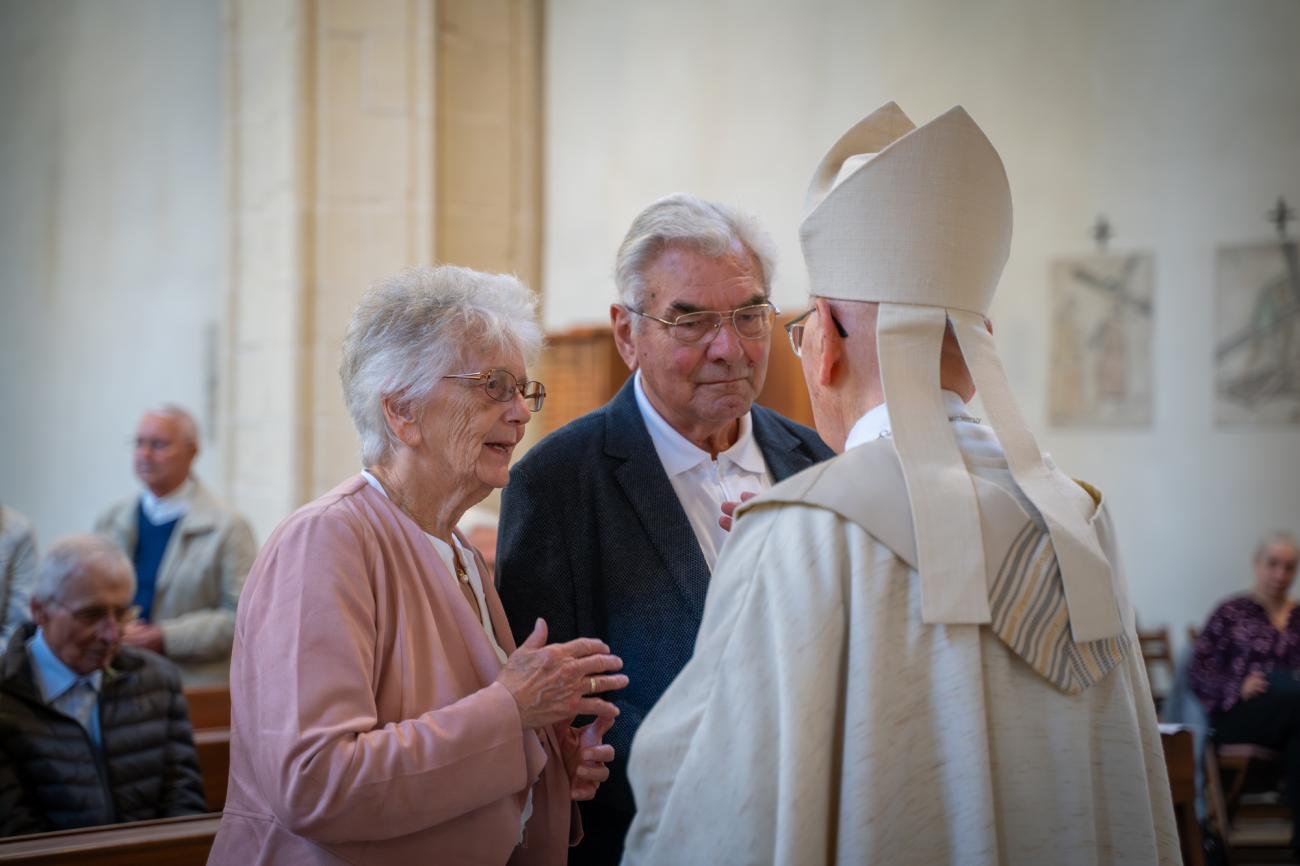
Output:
top-left (209, 266), bottom-right (628, 865)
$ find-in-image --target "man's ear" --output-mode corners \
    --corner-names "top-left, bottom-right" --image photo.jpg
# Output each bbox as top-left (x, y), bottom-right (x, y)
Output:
top-left (813, 297), bottom-right (843, 387)
top-left (380, 394), bottom-right (423, 448)
top-left (29, 597), bottom-right (49, 630)
top-left (611, 304), bottom-right (639, 372)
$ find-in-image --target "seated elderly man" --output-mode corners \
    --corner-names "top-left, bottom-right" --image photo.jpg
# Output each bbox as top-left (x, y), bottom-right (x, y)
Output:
top-left (95, 405), bottom-right (256, 683)
top-left (0, 534), bottom-right (207, 836)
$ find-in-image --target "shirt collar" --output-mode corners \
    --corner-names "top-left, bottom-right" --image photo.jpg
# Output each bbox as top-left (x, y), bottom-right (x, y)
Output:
top-left (27, 628), bottom-right (103, 704)
top-left (632, 371), bottom-right (766, 477)
top-left (844, 390), bottom-right (973, 451)
top-left (140, 478), bottom-right (193, 525)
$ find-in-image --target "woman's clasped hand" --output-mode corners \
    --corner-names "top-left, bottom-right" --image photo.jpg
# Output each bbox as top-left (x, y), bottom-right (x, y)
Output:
top-left (498, 617), bottom-right (626, 799)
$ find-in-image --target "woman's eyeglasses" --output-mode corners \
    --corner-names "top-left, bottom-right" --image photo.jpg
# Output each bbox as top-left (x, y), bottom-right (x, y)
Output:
top-left (443, 368), bottom-right (546, 412)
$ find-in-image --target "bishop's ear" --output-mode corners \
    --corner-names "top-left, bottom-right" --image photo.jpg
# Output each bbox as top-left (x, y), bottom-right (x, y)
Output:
top-left (813, 297), bottom-right (844, 387)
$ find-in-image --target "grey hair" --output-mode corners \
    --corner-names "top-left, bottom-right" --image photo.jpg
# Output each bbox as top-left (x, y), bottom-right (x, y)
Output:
top-left (32, 534), bottom-right (135, 604)
top-left (1254, 530), bottom-right (1300, 561)
top-left (614, 193), bottom-right (777, 311)
top-left (144, 404), bottom-right (199, 446)
top-left (340, 265), bottom-right (543, 467)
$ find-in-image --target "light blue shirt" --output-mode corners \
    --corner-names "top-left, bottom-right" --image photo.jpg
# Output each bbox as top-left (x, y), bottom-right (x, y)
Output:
top-left (26, 629), bottom-right (103, 747)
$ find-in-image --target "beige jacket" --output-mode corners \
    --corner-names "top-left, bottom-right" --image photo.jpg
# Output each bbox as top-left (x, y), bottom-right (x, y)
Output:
top-left (95, 478), bottom-right (256, 683)
top-left (0, 506), bottom-right (38, 645)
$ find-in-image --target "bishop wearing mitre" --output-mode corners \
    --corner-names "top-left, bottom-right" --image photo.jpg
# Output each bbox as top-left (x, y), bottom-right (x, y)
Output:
top-left (622, 103), bottom-right (1180, 865)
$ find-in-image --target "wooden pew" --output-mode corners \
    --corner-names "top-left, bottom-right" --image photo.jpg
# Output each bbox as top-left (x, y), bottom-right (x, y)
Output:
top-left (194, 727), bottom-right (230, 812)
top-left (183, 684), bottom-right (231, 731)
top-left (0, 814), bottom-right (221, 866)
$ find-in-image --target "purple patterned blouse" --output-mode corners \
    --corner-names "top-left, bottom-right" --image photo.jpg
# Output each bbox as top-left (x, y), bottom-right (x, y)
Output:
top-left (1189, 594), bottom-right (1300, 715)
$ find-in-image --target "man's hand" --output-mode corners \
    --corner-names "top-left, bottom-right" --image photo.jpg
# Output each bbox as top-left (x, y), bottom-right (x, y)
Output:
top-left (1241, 670), bottom-right (1270, 701)
top-left (567, 714), bottom-right (616, 801)
top-left (498, 619), bottom-right (628, 730)
top-left (719, 491), bottom-right (759, 532)
top-left (121, 621), bottom-right (165, 654)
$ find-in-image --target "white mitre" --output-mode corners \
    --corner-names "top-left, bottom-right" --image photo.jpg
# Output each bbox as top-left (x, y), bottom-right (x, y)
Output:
top-left (800, 103), bottom-right (1122, 642)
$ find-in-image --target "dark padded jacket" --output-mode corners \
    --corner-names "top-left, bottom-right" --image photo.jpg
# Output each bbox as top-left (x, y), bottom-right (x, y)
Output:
top-left (0, 622), bottom-right (207, 836)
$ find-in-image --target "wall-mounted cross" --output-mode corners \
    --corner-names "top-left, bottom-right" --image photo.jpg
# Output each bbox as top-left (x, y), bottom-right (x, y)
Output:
top-left (1268, 196), bottom-right (1295, 239)
top-left (1091, 214), bottom-right (1112, 252)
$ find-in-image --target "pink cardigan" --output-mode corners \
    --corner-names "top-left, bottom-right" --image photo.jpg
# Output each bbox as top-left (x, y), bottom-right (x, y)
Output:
top-left (208, 476), bottom-right (580, 865)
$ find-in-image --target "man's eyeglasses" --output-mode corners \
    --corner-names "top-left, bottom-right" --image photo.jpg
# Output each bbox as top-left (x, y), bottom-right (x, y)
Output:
top-left (443, 368), bottom-right (546, 412)
top-left (132, 437), bottom-right (178, 452)
top-left (626, 302), bottom-right (779, 345)
top-left (51, 600), bottom-right (141, 629)
top-left (784, 307), bottom-right (848, 358)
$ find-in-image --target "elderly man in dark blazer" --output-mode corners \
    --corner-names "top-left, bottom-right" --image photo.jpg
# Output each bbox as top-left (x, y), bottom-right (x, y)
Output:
top-left (498, 193), bottom-right (834, 865)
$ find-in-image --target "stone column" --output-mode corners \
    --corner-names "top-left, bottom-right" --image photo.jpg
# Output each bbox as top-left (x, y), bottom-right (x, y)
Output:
top-left (224, 0), bottom-right (540, 538)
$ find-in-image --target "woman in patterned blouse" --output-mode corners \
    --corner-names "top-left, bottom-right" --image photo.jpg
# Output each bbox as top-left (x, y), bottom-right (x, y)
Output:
top-left (1189, 531), bottom-right (1300, 846)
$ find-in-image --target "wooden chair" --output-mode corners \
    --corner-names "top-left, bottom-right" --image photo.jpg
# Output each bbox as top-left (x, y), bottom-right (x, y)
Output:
top-left (1214, 743), bottom-right (1285, 828)
top-left (1137, 625), bottom-right (1175, 713)
top-left (1162, 728), bottom-right (1206, 866)
top-left (0, 814), bottom-right (220, 865)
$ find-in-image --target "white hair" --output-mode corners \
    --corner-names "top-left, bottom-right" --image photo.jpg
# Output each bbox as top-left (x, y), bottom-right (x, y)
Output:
top-left (32, 534), bottom-right (135, 604)
top-left (144, 403), bottom-right (199, 446)
top-left (614, 193), bottom-right (777, 311)
top-left (340, 265), bottom-right (543, 467)
top-left (1255, 530), bottom-right (1300, 561)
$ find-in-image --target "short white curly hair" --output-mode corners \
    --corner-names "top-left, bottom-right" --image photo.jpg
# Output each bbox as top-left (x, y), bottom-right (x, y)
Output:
top-left (339, 266), bottom-right (543, 466)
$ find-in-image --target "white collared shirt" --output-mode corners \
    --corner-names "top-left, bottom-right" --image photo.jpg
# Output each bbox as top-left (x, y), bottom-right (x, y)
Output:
top-left (139, 478), bottom-right (193, 526)
top-left (844, 390), bottom-right (1039, 524)
top-left (633, 371), bottom-right (773, 571)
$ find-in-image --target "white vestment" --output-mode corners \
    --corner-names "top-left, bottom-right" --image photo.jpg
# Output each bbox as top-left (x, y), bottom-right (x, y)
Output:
top-left (623, 433), bottom-right (1180, 866)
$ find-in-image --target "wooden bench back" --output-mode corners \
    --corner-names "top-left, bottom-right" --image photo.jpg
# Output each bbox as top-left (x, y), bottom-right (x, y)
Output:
top-left (182, 684), bottom-right (231, 731)
top-left (0, 814), bottom-right (221, 866)
top-left (194, 727), bottom-right (230, 812)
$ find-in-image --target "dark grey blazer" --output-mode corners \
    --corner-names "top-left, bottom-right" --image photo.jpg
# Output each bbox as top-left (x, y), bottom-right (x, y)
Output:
top-left (497, 377), bottom-right (834, 826)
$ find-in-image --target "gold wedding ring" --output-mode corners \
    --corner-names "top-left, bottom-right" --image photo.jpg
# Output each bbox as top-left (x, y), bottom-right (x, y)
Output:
top-left (589, 676), bottom-right (597, 695)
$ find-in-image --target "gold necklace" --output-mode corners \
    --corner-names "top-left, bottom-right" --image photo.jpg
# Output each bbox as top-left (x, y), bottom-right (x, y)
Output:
top-left (451, 550), bottom-right (470, 584)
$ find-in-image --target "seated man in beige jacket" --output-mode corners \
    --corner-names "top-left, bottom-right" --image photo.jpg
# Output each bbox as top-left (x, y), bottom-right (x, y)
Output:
top-left (95, 405), bottom-right (256, 683)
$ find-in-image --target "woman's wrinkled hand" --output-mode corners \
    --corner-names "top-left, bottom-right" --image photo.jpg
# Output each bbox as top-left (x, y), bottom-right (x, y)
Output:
top-left (567, 715), bottom-right (616, 801)
top-left (498, 618), bottom-right (628, 731)
top-left (1241, 670), bottom-right (1270, 701)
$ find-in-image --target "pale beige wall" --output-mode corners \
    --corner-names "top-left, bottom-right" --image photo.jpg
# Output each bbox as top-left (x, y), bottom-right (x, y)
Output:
top-left (0, 0), bottom-right (226, 543)
top-left (542, 0), bottom-right (1300, 647)
top-left (225, 0), bottom-right (437, 533)
top-left (0, 0), bottom-right (541, 546)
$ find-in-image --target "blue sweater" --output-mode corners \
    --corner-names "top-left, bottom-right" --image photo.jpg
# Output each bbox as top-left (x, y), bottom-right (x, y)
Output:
top-left (132, 502), bottom-right (178, 622)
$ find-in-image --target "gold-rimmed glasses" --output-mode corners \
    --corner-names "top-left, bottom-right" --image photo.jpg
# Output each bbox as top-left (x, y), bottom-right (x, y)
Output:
top-left (443, 368), bottom-right (546, 412)
top-left (626, 302), bottom-right (779, 345)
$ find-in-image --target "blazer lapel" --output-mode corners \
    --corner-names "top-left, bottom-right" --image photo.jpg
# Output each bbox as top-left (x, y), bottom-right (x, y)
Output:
top-left (751, 405), bottom-right (818, 482)
top-left (604, 380), bottom-right (712, 621)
